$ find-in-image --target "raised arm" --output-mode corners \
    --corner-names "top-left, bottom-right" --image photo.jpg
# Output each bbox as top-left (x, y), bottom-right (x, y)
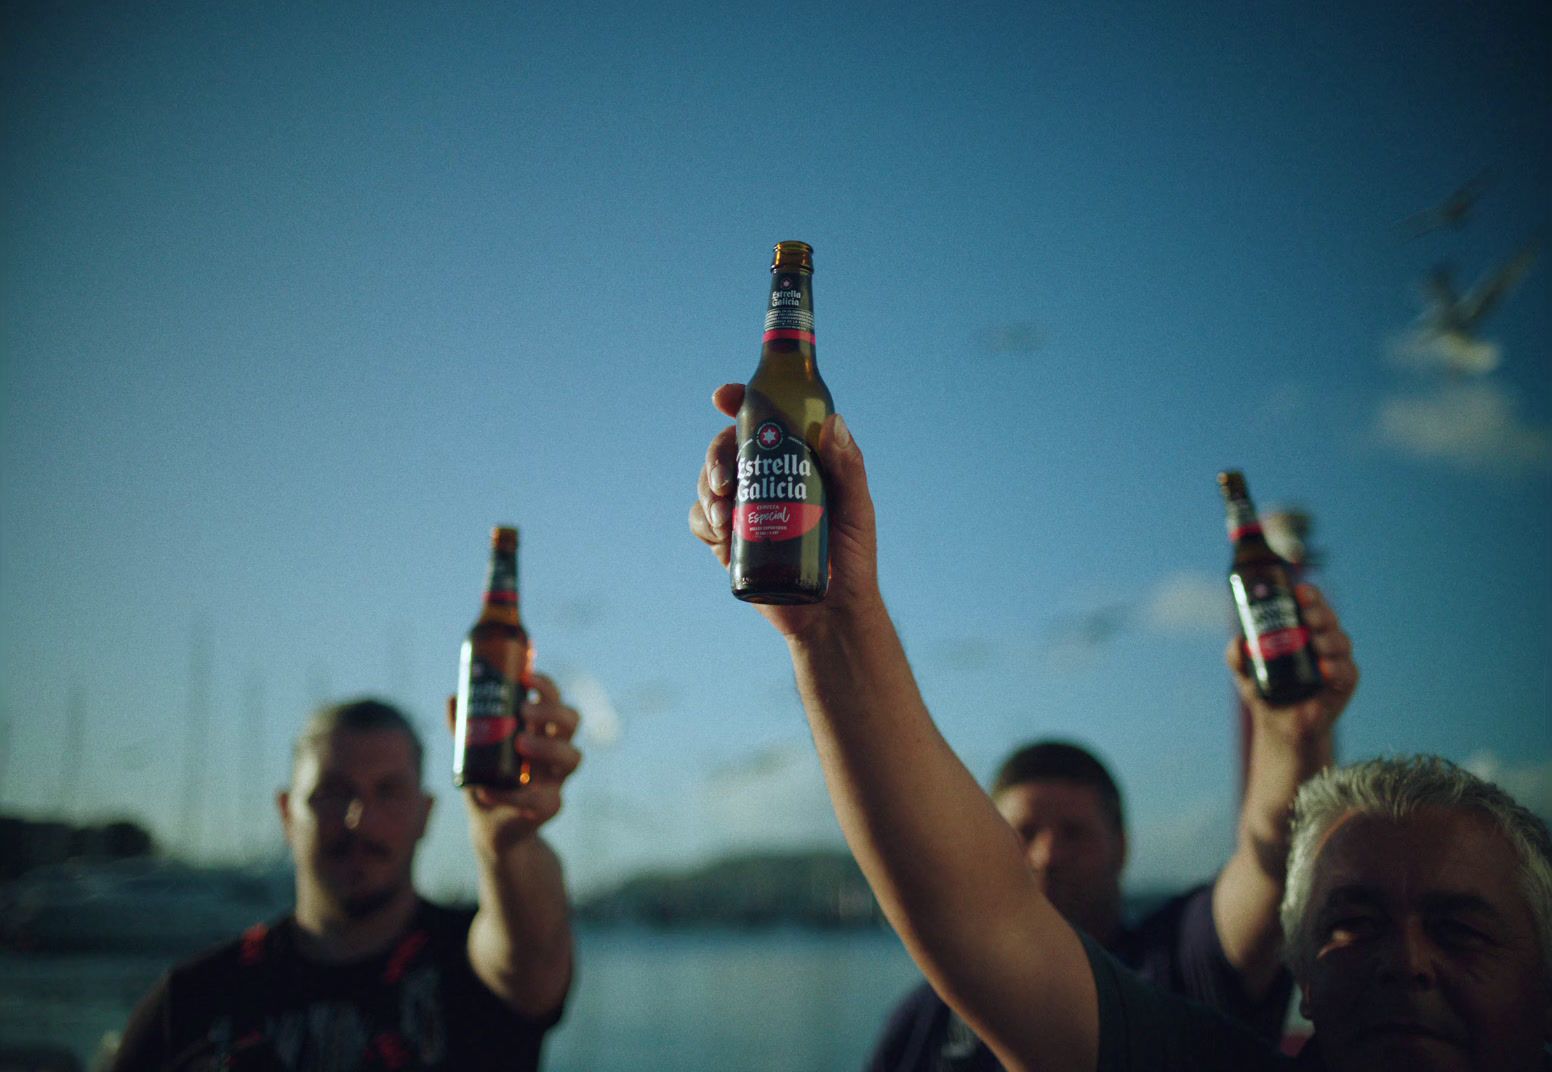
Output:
top-left (691, 385), bottom-right (1097, 1072)
top-left (448, 676), bottom-right (580, 1017)
top-left (1212, 585), bottom-right (1356, 997)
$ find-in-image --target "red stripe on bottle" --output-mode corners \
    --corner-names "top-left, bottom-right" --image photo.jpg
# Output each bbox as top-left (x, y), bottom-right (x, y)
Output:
top-left (762, 329), bottom-right (816, 343)
top-left (484, 591), bottom-right (517, 605)
top-left (463, 716), bottom-right (519, 747)
top-left (1229, 523), bottom-right (1264, 542)
top-left (1255, 627), bottom-right (1311, 660)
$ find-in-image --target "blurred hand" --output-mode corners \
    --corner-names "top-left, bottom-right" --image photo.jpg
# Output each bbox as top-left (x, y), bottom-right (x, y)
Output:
top-left (446, 672), bottom-right (582, 856)
top-left (688, 383), bottom-right (883, 638)
top-left (1226, 583), bottom-right (1358, 744)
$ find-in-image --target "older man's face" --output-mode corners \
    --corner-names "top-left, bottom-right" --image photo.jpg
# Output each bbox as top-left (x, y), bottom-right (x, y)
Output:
top-left (1299, 807), bottom-right (1551, 1072)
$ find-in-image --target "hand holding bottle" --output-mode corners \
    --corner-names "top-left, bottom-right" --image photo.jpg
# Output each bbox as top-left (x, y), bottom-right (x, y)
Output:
top-left (692, 383), bottom-right (882, 640)
top-left (1226, 582), bottom-right (1358, 742)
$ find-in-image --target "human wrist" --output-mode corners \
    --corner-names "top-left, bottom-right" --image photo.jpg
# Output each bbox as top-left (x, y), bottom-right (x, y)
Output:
top-left (782, 588), bottom-right (891, 653)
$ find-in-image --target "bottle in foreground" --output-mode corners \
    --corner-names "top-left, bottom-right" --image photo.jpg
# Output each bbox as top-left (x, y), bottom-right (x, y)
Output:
top-left (454, 525), bottom-right (533, 788)
top-left (731, 240), bottom-right (834, 604)
top-left (1219, 470), bottom-right (1323, 705)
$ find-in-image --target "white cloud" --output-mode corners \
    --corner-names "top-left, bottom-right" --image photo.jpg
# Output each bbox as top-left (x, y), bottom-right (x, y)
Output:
top-left (1387, 327), bottom-right (1502, 378)
top-left (1142, 571), bottom-right (1231, 637)
top-left (558, 670), bottom-right (622, 748)
top-left (1377, 381), bottom-right (1552, 473)
top-left (1462, 751), bottom-right (1552, 821)
top-left (699, 745), bottom-right (844, 853)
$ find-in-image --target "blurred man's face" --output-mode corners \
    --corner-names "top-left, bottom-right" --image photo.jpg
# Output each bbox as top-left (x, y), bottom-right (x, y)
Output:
top-left (994, 779), bottom-right (1126, 939)
top-left (1300, 807), bottom-right (1551, 1072)
top-left (280, 728), bottom-right (431, 919)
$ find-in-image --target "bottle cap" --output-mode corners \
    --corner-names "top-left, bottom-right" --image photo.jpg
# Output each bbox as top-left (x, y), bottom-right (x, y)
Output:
top-left (1217, 471), bottom-right (1249, 500)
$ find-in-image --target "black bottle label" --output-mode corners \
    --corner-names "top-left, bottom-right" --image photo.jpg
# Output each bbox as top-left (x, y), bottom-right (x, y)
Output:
top-left (734, 419), bottom-right (824, 542)
top-left (1234, 579), bottom-right (1311, 660)
top-left (763, 273), bottom-right (814, 341)
top-left (460, 653), bottom-right (519, 746)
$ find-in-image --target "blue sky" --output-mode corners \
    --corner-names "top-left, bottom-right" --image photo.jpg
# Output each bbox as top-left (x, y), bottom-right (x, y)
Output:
top-left (3, 0), bottom-right (1548, 898)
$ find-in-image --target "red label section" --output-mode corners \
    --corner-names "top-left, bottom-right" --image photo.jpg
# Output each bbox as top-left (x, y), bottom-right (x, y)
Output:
top-left (734, 502), bottom-right (825, 541)
top-left (463, 716), bottom-right (518, 747)
top-left (762, 329), bottom-right (816, 343)
top-left (1254, 627), bottom-right (1310, 660)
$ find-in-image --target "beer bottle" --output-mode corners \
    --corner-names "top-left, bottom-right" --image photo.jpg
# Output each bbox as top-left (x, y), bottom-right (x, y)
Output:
top-left (1218, 471), bottom-right (1323, 705)
top-left (453, 525), bottom-right (533, 788)
top-left (730, 240), bottom-right (834, 604)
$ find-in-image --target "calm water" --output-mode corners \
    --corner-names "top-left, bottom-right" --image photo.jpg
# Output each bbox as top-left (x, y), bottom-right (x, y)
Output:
top-left (0, 926), bottom-right (923, 1071)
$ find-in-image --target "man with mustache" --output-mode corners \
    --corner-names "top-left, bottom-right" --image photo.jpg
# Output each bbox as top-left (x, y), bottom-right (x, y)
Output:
top-left (111, 682), bottom-right (581, 1071)
top-left (690, 387), bottom-right (1552, 1071)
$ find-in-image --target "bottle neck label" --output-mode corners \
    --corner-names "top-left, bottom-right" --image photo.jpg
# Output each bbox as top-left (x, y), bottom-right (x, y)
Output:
top-left (1225, 499), bottom-right (1262, 542)
top-left (763, 271), bottom-right (815, 344)
top-left (484, 553), bottom-right (518, 608)
top-left (734, 419), bottom-right (825, 541)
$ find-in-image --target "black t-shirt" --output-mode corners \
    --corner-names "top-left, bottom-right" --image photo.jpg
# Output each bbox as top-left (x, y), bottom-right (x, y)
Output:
top-left (866, 884), bottom-right (1294, 1072)
top-left (1086, 931), bottom-right (1301, 1072)
top-left (110, 899), bottom-right (560, 1072)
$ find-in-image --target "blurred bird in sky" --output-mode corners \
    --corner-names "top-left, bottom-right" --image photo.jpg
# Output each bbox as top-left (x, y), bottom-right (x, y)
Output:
top-left (1398, 168), bottom-right (1493, 239)
top-left (1409, 241), bottom-right (1540, 377)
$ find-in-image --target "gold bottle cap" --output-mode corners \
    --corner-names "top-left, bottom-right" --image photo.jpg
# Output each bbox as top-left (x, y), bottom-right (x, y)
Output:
top-left (491, 526), bottom-right (519, 551)
top-left (1217, 471), bottom-right (1248, 501)
top-left (771, 241), bottom-right (814, 273)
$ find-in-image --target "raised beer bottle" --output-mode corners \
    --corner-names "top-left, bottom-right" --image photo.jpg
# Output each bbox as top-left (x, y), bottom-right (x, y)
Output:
top-left (1219, 471), bottom-right (1322, 705)
top-left (454, 525), bottom-right (533, 788)
top-left (730, 240), bottom-right (834, 604)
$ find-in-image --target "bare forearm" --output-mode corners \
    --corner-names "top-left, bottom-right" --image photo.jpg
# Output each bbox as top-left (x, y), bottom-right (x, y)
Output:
top-left (469, 834), bottom-right (573, 1017)
top-left (786, 601), bottom-right (1095, 1072)
top-left (1213, 722), bottom-right (1333, 993)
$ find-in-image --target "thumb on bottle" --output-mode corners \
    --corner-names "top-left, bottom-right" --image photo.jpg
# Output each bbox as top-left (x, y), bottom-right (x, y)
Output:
top-left (818, 412), bottom-right (854, 474)
top-left (818, 413), bottom-right (873, 521)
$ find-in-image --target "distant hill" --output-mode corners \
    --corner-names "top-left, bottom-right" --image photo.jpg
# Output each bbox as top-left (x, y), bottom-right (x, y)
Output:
top-left (574, 845), bottom-right (1194, 931)
top-left (576, 848), bottom-right (885, 929)
top-left (0, 813), bottom-right (155, 882)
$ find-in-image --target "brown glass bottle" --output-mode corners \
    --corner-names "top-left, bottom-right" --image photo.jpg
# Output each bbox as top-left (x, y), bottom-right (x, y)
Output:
top-left (730, 241), bottom-right (834, 604)
top-left (1219, 471), bottom-right (1323, 705)
top-left (453, 526), bottom-right (533, 788)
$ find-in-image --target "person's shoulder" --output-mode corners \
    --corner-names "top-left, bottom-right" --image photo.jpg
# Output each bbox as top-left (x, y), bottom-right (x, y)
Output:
top-left (1082, 931), bottom-right (1288, 1072)
top-left (1115, 882), bottom-right (1215, 966)
top-left (890, 978), bottom-right (947, 1016)
top-left (1131, 882), bottom-right (1213, 934)
top-left (165, 916), bottom-right (290, 990)
top-left (413, 897), bottom-right (478, 942)
top-left (865, 978), bottom-right (955, 1072)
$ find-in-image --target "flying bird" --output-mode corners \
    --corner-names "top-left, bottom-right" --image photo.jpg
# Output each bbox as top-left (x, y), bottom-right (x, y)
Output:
top-left (1399, 169), bottom-right (1493, 239)
top-left (1044, 603), bottom-right (1134, 651)
top-left (1414, 242), bottom-right (1540, 377)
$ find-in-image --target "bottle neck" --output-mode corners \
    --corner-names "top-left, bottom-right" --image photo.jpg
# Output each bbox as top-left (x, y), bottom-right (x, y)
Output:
top-left (481, 548), bottom-right (520, 620)
top-left (762, 268), bottom-right (817, 364)
top-left (1224, 496), bottom-right (1265, 544)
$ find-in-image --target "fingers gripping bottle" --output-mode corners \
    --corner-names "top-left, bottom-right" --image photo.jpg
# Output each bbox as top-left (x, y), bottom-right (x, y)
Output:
top-left (454, 525), bottom-right (534, 788)
top-left (731, 241), bottom-right (834, 604)
top-left (1218, 471), bottom-right (1323, 705)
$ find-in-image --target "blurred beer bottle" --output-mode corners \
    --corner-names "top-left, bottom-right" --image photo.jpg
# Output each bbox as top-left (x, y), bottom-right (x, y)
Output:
top-left (454, 525), bottom-right (533, 788)
top-left (731, 240), bottom-right (834, 604)
top-left (1219, 471), bottom-right (1323, 705)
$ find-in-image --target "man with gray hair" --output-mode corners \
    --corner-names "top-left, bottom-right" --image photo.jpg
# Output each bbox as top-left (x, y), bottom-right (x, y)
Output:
top-left (690, 394), bottom-right (1552, 1071)
top-left (112, 679), bottom-right (582, 1071)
